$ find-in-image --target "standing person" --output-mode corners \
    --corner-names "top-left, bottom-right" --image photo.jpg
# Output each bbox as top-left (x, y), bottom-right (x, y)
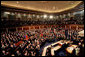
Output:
top-left (71, 31), bottom-right (74, 41)
top-left (74, 30), bottom-right (78, 39)
top-left (69, 30), bottom-right (72, 40)
top-left (65, 29), bottom-right (68, 39)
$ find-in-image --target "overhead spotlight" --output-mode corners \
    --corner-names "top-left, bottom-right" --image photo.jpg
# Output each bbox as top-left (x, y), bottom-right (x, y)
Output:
top-left (43, 14), bottom-right (47, 18)
top-left (11, 13), bottom-right (15, 15)
top-left (33, 14), bottom-right (35, 17)
top-left (23, 14), bottom-right (26, 16)
top-left (37, 15), bottom-right (40, 18)
top-left (4, 12), bottom-right (10, 14)
top-left (49, 15), bottom-right (53, 19)
top-left (28, 14), bottom-right (31, 17)
top-left (82, 10), bottom-right (84, 11)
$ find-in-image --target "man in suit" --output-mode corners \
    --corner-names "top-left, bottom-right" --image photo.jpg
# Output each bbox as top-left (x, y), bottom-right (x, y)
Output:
top-left (65, 29), bottom-right (68, 39)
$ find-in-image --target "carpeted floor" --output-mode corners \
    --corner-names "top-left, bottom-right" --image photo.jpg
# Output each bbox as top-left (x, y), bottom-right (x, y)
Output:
top-left (39, 40), bottom-right (57, 55)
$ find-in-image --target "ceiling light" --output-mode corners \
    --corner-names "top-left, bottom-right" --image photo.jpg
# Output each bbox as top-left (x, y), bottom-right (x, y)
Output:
top-left (23, 14), bottom-right (26, 16)
top-left (37, 15), bottom-right (39, 18)
top-left (43, 14), bottom-right (47, 18)
top-left (11, 13), bottom-right (15, 15)
top-left (4, 12), bottom-right (10, 14)
top-left (49, 15), bottom-right (53, 19)
top-left (33, 14), bottom-right (35, 17)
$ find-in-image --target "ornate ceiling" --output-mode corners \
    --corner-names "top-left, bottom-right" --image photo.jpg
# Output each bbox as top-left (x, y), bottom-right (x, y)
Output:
top-left (1, 1), bottom-right (83, 13)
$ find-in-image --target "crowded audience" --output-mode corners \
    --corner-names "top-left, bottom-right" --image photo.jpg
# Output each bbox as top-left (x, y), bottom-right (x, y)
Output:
top-left (1, 27), bottom-right (84, 56)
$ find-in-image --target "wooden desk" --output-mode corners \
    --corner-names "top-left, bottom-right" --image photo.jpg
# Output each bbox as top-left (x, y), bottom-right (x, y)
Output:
top-left (42, 45), bottom-right (51, 56)
top-left (51, 46), bottom-right (61, 56)
top-left (42, 40), bottom-right (62, 56)
top-left (42, 40), bottom-right (72, 56)
top-left (71, 45), bottom-right (77, 48)
top-left (66, 45), bottom-right (78, 54)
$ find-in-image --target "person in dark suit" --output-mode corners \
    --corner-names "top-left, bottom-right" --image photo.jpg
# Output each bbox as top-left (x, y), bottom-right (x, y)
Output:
top-left (65, 29), bottom-right (68, 39)
top-left (72, 49), bottom-right (76, 56)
